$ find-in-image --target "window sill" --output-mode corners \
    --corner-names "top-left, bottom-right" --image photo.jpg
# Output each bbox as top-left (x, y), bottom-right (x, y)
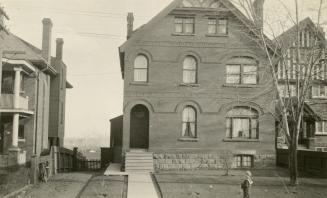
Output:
top-left (179, 83), bottom-right (200, 87)
top-left (315, 133), bottom-right (327, 136)
top-left (172, 33), bottom-right (196, 36)
top-left (312, 97), bottom-right (327, 100)
top-left (205, 34), bottom-right (228, 37)
top-left (178, 137), bottom-right (199, 142)
top-left (223, 138), bottom-right (259, 142)
top-left (129, 82), bottom-right (149, 86)
top-left (223, 84), bottom-right (261, 88)
top-left (18, 139), bottom-right (26, 142)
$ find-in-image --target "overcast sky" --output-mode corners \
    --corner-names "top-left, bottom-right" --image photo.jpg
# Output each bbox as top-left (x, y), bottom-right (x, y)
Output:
top-left (1, 0), bottom-right (326, 144)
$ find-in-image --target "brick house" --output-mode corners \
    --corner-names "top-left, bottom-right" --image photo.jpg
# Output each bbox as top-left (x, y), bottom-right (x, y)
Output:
top-left (276, 17), bottom-right (327, 151)
top-left (112, 0), bottom-right (277, 171)
top-left (0, 18), bottom-right (72, 163)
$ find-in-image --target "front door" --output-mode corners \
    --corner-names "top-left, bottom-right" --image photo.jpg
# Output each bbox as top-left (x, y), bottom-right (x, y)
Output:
top-left (130, 105), bottom-right (149, 149)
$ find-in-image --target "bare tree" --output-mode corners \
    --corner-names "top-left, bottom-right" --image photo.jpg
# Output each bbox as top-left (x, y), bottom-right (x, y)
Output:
top-left (232, 0), bottom-right (326, 186)
top-left (221, 150), bottom-right (234, 176)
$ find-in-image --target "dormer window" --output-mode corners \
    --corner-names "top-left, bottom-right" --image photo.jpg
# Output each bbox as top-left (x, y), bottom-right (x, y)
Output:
top-left (174, 17), bottom-right (194, 34)
top-left (208, 18), bottom-right (228, 35)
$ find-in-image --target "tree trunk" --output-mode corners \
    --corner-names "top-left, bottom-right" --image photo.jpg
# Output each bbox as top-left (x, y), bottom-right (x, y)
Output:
top-left (289, 132), bottom-right (299, 186)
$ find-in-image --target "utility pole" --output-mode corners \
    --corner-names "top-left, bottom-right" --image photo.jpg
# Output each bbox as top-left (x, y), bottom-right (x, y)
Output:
top-left (0, 5), bottom-right (9, 95)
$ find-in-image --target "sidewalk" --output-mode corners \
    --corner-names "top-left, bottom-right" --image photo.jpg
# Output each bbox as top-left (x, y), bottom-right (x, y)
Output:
top-left (10, 173), bottom-right (93, 198)
top-left (127, 173), bottom-right (159, 198)
top-left (104, 164), bottom-right (160, 198)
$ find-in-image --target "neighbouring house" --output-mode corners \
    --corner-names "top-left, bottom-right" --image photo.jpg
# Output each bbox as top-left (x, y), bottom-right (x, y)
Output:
top-left (276, 17), bottom-right (327, 151)
top-left (48, 38), bottom-right (73, 148)
top-left (111, 0), bottom-right (277, 171)
top-left (0, 18), bottom-right (72, 166)
top-left (110, 115), bottom-right (123, 163)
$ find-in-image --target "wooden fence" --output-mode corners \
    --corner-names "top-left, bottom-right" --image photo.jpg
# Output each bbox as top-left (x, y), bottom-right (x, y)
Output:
top-left (56, 147), bottom-right (101, 173)
top-left (76, 160), bottom-right (101, 171)
top-left (277, 149), bottom-right (327, 177)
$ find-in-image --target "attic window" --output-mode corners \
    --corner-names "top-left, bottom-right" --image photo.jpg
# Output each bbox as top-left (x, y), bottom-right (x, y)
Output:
top-left (174, 17), bottom-right (194, 35)
top-left (208, 18), bottom-right (228, 35)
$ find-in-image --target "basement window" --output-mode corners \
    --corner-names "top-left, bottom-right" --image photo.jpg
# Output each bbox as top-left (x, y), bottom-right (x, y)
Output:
top-left (234, 155), bottom-right (253, 168)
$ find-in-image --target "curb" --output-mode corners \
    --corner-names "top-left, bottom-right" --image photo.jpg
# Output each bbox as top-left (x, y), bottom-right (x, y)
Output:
top-left (151, 173), bottom-right (164, 198)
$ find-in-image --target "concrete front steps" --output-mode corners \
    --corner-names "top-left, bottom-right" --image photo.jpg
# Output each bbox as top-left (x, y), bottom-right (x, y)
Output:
top-left (125, 151), bottom-right (154, 173)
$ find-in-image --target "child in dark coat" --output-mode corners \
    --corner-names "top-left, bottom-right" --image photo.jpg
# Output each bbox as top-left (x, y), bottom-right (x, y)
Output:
top-left (241, 171), bottom-right (253, 198)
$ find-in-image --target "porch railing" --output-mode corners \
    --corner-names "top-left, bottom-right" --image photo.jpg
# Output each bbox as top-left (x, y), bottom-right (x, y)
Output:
top-left (0, 94), bottom-right (29, 110)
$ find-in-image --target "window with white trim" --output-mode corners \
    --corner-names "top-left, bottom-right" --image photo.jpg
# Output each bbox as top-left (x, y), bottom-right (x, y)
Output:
top-left (226, 107), bottom-right (259, 140)
top-left (315, 147), bottom-right (327, 152)
top-left (312, 85), bottom-right (327, 98)
top-left (174, 17), bottom-right (194, 34)
top-left (313, 63), bottom-right (325, 80)
top-left (133, 55), bottom-right (148, 82)
top-left (208, 18), bottom-right (228, 35)
top-left (315, 121), bottom-right (327, 135)
top-left (183, 56), bottom-right (197, 84)
top-left (182, 106), bottom-right (197, 138)
top-left (226, 57), bottom-right (258, 85)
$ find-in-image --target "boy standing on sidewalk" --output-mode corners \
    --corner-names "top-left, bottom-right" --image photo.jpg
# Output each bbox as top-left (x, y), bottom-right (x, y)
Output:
top-left (241, 171), bottom-right (253, 198)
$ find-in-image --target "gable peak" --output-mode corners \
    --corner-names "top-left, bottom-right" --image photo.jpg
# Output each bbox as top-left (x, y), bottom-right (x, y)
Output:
top-left (179, 0), bottom-right (223, 9)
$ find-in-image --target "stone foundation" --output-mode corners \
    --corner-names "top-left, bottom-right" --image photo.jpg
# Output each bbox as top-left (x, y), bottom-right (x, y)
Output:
top-left (154, 152), bottom-right (276, 171)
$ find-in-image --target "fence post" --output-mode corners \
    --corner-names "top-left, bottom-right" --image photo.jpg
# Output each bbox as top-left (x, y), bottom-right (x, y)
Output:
top-left (73, 147), bottom-right (78, 171)
top-left (30, 155), bottom-right (39, 184)
top-left (52, 146), bottom-right (58, 175)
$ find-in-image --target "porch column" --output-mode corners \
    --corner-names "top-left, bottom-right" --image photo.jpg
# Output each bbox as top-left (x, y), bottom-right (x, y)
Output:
top-left (13, 67), bottom-right (22, 108)
top-left (12, 114), bottom-right (19, 147)
top-left (12, 67), bottom-right (22, 148)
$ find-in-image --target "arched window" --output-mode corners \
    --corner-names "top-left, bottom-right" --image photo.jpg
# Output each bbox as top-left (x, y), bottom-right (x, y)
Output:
top-left (226, 107), bottom-right (259, 140)
top-left (182, 106), bottom-right (197, 138)
top-left (183, 56), bottom-right (197, 84)
top-left (134, 55), bottom-right (148, 82)
top-left (226, 57), bottom-right (258, 85)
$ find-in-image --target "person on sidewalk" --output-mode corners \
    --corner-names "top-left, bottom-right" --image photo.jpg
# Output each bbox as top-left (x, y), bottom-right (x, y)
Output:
top-left (241, 171), bottom-right (253, 198)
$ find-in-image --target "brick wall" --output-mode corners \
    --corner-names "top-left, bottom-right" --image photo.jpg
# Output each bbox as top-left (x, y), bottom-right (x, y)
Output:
top-left (154, 152), bottom-right (276, 171)
top-left (49, 59), bottom-right (67, 147)
top-left (16, 69), bottom-right (51, 159)
top-left (120, 9), bottom-right (276, 165)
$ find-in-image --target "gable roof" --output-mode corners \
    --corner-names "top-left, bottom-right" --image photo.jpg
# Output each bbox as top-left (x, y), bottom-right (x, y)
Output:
top-left (275, 17), bottom-right (326, 49)
top-left (306, 100), bottom-right (327, 120)
top-left (3, 32), bottom-right (57, 76)
top-left (118, 0), bottom-right (274, 78)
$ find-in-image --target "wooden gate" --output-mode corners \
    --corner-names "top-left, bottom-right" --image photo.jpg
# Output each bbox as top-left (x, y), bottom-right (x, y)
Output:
top-left (76, 159), bottom-right (101, 171)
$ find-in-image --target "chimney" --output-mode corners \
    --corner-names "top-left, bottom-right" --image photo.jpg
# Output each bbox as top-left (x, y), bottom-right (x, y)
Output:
top-left (56, 38), bottom-right (64, 60)
top-left (253, 0), bottom-right (264, 30)
top-left (42, 18), bottom-right (53, 63)
top-left (127, 12), bottom-right (134, 39)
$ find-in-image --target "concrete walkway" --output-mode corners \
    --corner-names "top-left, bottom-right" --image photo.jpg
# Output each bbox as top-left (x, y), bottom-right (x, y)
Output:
top-left (104, 163), bottom-right (127, 176)
top-left (127, 173), bottom-right (159, 198)
top-left (104, 164), bottom-right (159, 198)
